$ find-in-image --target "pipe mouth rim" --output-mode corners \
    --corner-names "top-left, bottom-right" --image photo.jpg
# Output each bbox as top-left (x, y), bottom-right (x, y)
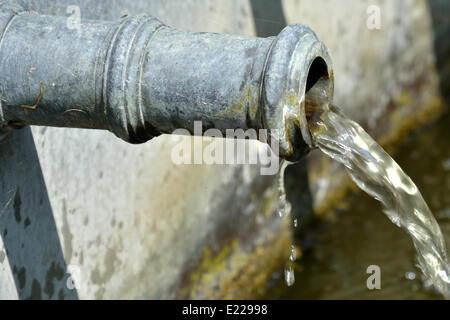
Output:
top-left (262, 24), bottom-right (334, 161)
top-left (299, 42), bottom-right (334, 148)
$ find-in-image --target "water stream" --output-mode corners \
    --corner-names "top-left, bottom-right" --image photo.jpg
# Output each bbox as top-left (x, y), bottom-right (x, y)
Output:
top-left (276, 160), bottom-right (297, 286)
top-left (305, 103), bottom-right (450, 298)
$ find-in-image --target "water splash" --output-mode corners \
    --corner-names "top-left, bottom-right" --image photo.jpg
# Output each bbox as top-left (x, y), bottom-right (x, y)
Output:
top-left (308, 103), bottom-right (450, 298)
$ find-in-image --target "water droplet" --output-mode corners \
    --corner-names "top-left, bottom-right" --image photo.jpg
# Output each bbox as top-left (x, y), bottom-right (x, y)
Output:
top-left (405, 271), bottom-right (416, 280)
top-left (442, 158), bottom-right (450, 171)
top-left (293, 218), bottom-right (298, 228)
top-left (285, 265), bottom-right (295, 287)
top-left (289, 245), bottom-right (296, 261)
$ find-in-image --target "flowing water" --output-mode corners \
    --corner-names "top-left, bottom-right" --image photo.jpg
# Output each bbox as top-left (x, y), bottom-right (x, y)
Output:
top-left (304, 102), bottom-right (450, 298)
top-left (276, 160), bottom-right (297, 286)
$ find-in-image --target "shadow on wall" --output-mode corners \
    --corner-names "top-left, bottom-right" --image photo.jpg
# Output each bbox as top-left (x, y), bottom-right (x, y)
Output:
top-left (428, 0), bottom-right (450, 106)
top-left (0, 128), bottom-right (78, 300)
top-left (250, 0), bottom-right (316, 238)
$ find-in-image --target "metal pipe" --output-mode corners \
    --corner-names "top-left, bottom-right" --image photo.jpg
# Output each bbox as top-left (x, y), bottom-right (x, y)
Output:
top-left (0, 2), bottom-right (333, 161)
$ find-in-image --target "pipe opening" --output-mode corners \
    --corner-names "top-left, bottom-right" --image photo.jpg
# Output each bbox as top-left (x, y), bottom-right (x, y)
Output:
top-left (305, 57), bottom-right (331, 125)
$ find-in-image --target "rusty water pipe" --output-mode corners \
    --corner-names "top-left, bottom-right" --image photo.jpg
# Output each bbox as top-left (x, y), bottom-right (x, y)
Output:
top-left (0, 2), bottom-right (333, 161)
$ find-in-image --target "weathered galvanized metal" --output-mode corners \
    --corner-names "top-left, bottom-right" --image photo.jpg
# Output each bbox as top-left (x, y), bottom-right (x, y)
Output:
top-left (0, 2), bottom-right (333, 161)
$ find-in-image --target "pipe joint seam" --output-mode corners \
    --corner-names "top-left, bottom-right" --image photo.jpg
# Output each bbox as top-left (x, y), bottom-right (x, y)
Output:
top-left (103, 14), bottom-right (164, 143)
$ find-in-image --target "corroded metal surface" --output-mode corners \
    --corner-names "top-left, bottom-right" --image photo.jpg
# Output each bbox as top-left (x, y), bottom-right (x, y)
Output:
top-left (0, 2), bottom-right (333, 160)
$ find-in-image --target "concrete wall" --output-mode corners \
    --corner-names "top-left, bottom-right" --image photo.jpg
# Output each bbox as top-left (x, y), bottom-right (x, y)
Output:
top-left (1, 0), bottom-right (448, 299)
